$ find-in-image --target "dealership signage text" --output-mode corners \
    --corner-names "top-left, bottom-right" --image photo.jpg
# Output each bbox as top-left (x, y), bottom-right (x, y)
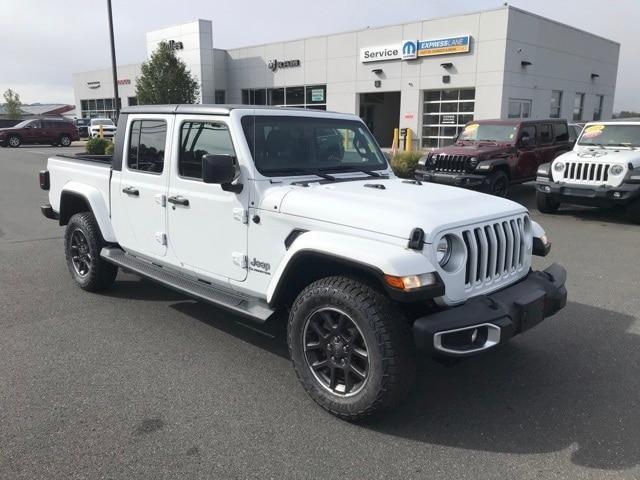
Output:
top-left (360, 35), bottom-right (470, 63)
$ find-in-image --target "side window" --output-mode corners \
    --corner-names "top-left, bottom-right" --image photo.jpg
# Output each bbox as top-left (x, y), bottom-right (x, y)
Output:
top-left (179, 121), bottom-right (235, 179)
top-left (44, 120), bottom-right (59, 129)
top-left (554, 123), bottom-right (568, 142)
top-left (538, 124), bottom-right (553, 144)
top-left (30, 120), bottom-right (42, 129)
top-left (127, 120), bottom-right (167, 173)
top-left (519, 125), bottom-right (536, 144)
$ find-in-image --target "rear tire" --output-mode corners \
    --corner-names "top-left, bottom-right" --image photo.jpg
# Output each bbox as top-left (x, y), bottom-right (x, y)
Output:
top-left (59, 135), bottom-right (72, 147)
top-left (288, 276), bottom-right (415, 421)
top-left (536, 191), bottom-right (561, 213)
top-left (487, 170), bottom-right (509, 197)
top-left (64, 212), bottom-right (118, 292)
top-left (7, 135), bottom-right (21, 148)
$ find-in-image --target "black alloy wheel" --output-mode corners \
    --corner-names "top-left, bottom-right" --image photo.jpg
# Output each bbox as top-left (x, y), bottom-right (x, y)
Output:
top-left (303, 307), bottom-right (369, 396)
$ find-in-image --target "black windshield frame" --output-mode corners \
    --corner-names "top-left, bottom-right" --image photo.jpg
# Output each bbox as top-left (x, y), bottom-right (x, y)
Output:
top-left (241, 115), bottom-right (389, 177)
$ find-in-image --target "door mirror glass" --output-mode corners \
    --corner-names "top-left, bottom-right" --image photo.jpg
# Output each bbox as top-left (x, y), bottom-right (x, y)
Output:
top-left (202, 154), bottom-right (237, 185)
top-left (519, 134), bottom-right (533, 148)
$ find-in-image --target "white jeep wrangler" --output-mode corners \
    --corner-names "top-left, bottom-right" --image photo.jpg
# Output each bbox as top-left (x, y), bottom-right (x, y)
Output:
top-left (536, 120), bottom-right (640, 221)
top-left (40, 105), bottom-right (567, 420)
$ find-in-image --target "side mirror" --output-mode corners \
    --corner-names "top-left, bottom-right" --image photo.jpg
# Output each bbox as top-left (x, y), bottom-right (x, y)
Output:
top-left (202, 154), bottom-right (243, 193)
top-left (519, 135), bottom-right (533, 148)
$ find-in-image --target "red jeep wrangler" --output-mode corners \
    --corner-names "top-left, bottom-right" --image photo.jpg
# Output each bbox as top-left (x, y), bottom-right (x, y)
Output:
top-left (415, 119), bottom-right (572, 197)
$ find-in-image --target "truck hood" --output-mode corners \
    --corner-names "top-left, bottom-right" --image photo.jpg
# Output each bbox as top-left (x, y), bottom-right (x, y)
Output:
top-left (430, 143), bottom-right (514, 158)
top-left (275, 178), bottom-right (526, 243)
top-left (556, 147), bottom-right (640, 167)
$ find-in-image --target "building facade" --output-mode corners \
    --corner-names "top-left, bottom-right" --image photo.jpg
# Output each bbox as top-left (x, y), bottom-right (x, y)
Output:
top-left (72, 6), bottom-right (620, 149)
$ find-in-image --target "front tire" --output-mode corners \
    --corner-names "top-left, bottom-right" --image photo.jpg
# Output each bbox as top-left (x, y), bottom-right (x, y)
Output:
top-left (64, 212), bottom-right (118, 292)
top-left (7, 135), bottom-right (21, 148)
top-left (288, 276), bottom-right (415, 421)
top-left (487, 170), bottom-right (509, 197)
top-left (536, 191), bottom-right (561, 213)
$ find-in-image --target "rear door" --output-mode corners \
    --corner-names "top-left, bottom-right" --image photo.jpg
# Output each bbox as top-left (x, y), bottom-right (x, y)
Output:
top-left (115, 114), bottom-right (173, 259)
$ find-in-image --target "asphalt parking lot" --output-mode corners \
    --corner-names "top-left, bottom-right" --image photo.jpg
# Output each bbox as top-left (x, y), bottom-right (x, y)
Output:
top-left (1, 145), bottom-right (639, 479)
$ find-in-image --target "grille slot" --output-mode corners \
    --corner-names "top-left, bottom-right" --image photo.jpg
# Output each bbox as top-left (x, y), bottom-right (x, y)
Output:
top-left (463, 216), bottom-right (528, 288)
top-left (433, 154), bottom-right (470, 173)
top-left (562, 161), bottom-right (610, 184)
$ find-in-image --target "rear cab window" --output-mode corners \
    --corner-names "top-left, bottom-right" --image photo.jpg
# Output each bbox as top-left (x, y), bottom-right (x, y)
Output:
top-left (538, 123), bottom-right (553, 145)
top-left (554, 123), bottom-right (569, 142)
top-left (127, 119), bottom-right (167, 174)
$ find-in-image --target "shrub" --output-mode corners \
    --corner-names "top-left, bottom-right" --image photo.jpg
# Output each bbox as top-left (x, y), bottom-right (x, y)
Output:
top-left (105, 141), bottom-right (114, 155)
top-left (390, 151), bottom-right (425, 178)
top-left (86, 137), bottom-right (110, 155)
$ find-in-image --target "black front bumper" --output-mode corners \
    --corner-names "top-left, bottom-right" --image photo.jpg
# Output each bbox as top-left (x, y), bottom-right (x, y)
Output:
top-left (413, 264), bottom-right (567, 357)
top-left (536, 177), bottom-right (640, 207)
top-left (415, 169), bottom-right (488, 189)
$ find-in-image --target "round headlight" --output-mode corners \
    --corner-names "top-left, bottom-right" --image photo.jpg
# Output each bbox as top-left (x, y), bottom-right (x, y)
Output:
top-left (436, 236), bottom-right (452, 267)
top-left (554, 162), bottom-right (565, 172)
top-left (468, 157), bottom-right (479, 169)
top-left (610, 164), bottom-right (624, 175)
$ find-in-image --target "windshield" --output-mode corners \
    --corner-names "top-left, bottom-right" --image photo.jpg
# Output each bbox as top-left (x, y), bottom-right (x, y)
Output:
top-left (578, 124), bottom-right (640, 147)
top-left (241, 115), bottom-right (388, 176)
top-left (76, 119), bottom-right (91, 126)
top-left (91, 119), bottom-right (114, 126)
top-left (459, 123), bottom-right (518, 142)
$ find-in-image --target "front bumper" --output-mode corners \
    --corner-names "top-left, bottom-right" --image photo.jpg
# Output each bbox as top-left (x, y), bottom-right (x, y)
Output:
top-left (413, 263), bottom-right (567, 357)
top-left (536, 177), bottom-right (640, 207)
top-left (415, 169), bottom-right (488, 189)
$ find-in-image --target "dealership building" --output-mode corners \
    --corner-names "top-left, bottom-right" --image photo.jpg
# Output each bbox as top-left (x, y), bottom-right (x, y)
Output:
top-left (72, 5), bottom-right (619, 148)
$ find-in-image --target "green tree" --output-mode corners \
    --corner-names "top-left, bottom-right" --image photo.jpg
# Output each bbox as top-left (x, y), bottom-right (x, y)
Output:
top-left (135, 42), bottom-right (200, 105)
top-left (2, 89), bottom-right (22, 119)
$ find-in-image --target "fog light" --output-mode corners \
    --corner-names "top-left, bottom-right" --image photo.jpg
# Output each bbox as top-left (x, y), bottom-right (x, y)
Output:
top-left (613, 191), bottom-right (622, 198)
top-left (470, 328), bottom-right (478, 343)
top-left (542, 185), bottom-right (551, 193)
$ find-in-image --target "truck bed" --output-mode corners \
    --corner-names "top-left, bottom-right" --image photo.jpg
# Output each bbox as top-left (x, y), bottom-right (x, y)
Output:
top-left (47, 154), bottom-right (112, 215)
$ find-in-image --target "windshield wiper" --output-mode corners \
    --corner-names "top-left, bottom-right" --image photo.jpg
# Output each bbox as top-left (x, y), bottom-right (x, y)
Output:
top-left (262, 168), bottom-right (336, 181)
top-left (320, 165), bottom-right (384, 177)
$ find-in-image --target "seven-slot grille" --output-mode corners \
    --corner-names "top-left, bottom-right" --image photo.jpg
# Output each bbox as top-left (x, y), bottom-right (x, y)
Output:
top-left (431, 154), bottom-right (470, 173)
top-left (561, 161), bottom-right (610, 184)
top-left (461, 215), bottom-right (529, 289)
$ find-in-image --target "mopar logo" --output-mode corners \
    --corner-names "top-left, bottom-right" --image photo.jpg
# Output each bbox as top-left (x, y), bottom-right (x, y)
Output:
top-left (402, 40), bottom-right (417, 59)
top-left (250, 257), bottom-right (271, 272)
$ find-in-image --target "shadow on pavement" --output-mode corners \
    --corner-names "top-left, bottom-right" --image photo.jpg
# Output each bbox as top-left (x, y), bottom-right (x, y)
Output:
top-left (363, 301), bottom-right (640, 471)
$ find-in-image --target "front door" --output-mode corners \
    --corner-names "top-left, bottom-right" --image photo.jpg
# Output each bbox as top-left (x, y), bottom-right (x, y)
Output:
top-left (117, 115), bottom-right (173, 258)
top-left (515, 124), bottom-right (539, 179)
top-left (166, 115), bottom-right (248, 282)
top-left (22, 120), bottom-right (43, 144)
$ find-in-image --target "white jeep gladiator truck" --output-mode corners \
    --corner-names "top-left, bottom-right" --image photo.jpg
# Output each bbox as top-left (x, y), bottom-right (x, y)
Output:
top-left (39, 105), bottom-right (567, 420)
top-left (536, 120), bottom-right (640, 221)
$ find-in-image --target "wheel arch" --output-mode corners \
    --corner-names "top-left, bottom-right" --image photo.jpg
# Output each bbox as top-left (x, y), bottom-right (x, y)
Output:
top-left (267, 231), bottom-right (438, 308)
top-left (59, 184), bottom-right (116, 242)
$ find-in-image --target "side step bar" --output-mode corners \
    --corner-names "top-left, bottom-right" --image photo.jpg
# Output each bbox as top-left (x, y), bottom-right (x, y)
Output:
top-left (100, 247), bottom-right (275, 323)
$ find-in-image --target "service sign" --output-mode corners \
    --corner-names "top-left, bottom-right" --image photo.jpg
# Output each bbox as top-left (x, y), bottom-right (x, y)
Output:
top-left (360, 44), bottom-right (401, 63)
top-left (361, 35), bottom-right (470, 63)
top-left (417, 36), bottom-right (470, 57)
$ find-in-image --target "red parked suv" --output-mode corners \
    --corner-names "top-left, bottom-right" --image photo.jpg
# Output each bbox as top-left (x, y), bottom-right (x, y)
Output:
top-left (414, 119), bottom-right (572, 197)
top-left (0, 118), bottom-right (80, 148)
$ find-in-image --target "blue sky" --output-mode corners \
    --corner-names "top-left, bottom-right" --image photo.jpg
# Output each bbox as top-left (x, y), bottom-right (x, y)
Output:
top-left (0, 0), bottom-right (637, 111)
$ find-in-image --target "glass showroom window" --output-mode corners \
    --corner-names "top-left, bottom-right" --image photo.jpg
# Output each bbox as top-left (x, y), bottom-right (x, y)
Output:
top-left (573, 93), bottom-right (585, 121)
top-left (550, 90), bottom-right (562, 118)
top-left (241, 85), bottom-right (326, 110)
top-left (593, 95), bottom-right (604, 121)
top-left (508, 99), bottom-right (532, 119)
top-left (421, 89), bottom-right (475, 148)
top-left (80, 97), bottom-right (121, 120)
top-left (215, 90), bottom-right (226, 104)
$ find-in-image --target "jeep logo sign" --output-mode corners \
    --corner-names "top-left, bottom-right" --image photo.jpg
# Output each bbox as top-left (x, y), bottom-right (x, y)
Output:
top-left (268, 59), bottom-right (301, 72)
top-left (167, 40), bottom-right (184, 50)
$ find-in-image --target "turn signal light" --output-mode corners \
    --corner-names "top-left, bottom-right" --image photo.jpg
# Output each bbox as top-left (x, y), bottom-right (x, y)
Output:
top-left (384, 273), bottom-right (438, 291)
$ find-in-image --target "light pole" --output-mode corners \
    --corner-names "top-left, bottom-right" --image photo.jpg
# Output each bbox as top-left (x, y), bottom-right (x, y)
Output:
top-left (106, 0), bottom-right (120, 118)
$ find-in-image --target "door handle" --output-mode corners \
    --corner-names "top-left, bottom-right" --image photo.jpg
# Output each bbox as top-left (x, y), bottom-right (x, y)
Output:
top-left (167, 195), bottom-right (189, 207)
top-left (122, 186), bottom-right (139, 196)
